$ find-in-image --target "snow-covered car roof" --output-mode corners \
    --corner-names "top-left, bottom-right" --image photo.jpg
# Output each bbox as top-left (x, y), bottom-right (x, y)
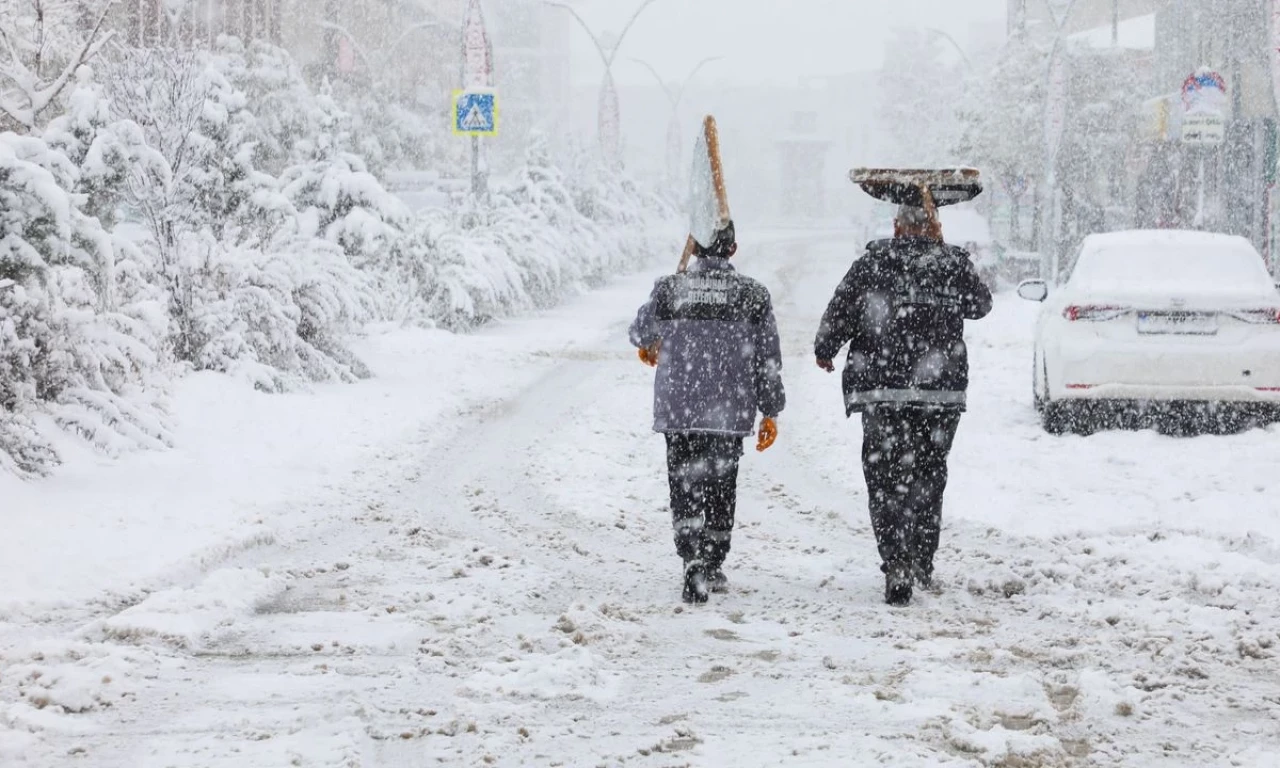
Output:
top-left (1079, 229), bottom-right (1255, 253)
top-left (1071, 230), bottom-right (1273, 297)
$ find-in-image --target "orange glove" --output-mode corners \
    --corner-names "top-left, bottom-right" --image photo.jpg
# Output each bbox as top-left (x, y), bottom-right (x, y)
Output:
top-left (638, 344), bottom-right (660, 367)
top-left (756, 417), bottom-right (777, 452)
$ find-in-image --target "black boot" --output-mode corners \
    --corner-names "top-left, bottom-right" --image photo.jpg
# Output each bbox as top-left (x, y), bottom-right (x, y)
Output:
top-left (683, 560), bottom-right (709, 604)
top-left (884, 561), bottom-right (912, 606)
top-left (707, 566), bottom-right (729, 594)
top-left (911, 561), bottom-right (934, 590)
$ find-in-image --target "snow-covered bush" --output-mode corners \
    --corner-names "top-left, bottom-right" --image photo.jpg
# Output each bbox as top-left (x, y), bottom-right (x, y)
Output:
top-left (163, 231), bottom-right (373, 392)
top-left (0, 131), bottom-right (169, 475)
top-left (103, 47), bottom-right (373, 389)
top-left (206, 37), bottom-right (316, 175)
top-left (391, 137), bottom-right (675, 330)
top-left (281, 148), bottom-right (409, 272)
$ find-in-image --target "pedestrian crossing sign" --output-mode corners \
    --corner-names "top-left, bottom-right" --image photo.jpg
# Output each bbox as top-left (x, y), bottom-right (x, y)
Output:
top-left (453, 90), bottom-right (498, 136)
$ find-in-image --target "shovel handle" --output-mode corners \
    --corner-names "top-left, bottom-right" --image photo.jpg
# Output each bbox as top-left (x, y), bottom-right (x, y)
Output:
top-left (676, 234), bottom-right (698, 274)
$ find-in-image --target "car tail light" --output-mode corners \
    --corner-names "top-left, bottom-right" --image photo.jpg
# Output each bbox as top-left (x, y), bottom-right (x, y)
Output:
top-left (1229, 309), bottom-right (1280, 324)
top-left (1063, 305), bottom-right (1128, 322)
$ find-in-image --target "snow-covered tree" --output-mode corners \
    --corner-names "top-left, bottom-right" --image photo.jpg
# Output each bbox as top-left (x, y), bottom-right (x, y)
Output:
top-left (0, 34), bottom-right (676, 475)
top-left (44, 66), bottom-right (168, 234)
top-left (208, 36), bottom-right (317, 175)
top-left (280, 82), bottom-right (408, 275)
top-left (102, 47), bottom-right (375, 388)
top-left (955, 30), bottom-right (1051, 246)
top-left (876, 27), bottom-right (968, 167)
top-left (0, 131), bottom-right (169, 475)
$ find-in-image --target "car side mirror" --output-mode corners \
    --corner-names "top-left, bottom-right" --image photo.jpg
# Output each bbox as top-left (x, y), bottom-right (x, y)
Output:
top-left (1017, 280), bottom-right (1049, 302)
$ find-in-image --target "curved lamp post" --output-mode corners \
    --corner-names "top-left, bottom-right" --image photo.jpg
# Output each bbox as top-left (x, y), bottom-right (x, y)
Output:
top-left (630, 56), bottom-right (722, 184)
top-left (545, 0), bottom-right (663, 168)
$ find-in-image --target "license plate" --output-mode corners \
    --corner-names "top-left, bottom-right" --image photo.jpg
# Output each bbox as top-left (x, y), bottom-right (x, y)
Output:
top-left (1136, 312), bottom-right (1219, 335)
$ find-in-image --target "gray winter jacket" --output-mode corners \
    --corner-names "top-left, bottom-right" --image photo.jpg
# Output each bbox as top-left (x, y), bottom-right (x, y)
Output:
top-left (630, 258), bottom-right (786, 436)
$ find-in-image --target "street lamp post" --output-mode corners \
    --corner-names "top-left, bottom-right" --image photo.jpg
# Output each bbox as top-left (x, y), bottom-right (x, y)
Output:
top-left (546, 0), bottom-right (663, 168)
top-left (630, 57), bottom-right (723, 185)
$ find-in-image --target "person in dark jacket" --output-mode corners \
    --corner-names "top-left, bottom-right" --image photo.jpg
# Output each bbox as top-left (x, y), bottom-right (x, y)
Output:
top-left (630, 221), bottom-right (786, 604)
top-left (814, 204), bottom-right (992, 606)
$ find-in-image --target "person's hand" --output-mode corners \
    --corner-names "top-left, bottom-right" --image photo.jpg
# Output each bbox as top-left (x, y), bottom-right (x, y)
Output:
top-left (816, 358), bottom-right (835, 373)
top-left (756, 417), bottom-right (778, 452)
top-left (638, 344), bottom-right (660, 367)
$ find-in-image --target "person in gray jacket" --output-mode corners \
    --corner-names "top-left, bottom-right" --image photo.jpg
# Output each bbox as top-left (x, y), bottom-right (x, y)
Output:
top-left (630, 222), bottom-right (786, 604)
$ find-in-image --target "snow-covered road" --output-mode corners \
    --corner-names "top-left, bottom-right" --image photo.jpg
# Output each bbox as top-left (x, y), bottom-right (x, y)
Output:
top-left (4, 234), bottom-right (1280, 767)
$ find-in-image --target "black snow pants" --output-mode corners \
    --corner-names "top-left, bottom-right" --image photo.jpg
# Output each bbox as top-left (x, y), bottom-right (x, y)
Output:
top-left (860, 405), bottom-right (961, 575)
top-left (665, 433), bottom-right (744, 569)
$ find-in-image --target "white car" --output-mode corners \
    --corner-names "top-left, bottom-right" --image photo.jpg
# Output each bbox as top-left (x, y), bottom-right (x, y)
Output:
top-left (1018, 230), bottom-right (1280, 433)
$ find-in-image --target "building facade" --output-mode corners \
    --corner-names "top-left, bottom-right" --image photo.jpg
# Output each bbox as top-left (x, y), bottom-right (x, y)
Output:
top-left (115, 0), bottom-right (284, 48)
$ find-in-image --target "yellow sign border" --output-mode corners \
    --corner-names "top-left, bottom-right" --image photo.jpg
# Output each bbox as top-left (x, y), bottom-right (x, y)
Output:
top-left (453, 89), bottom-right (499, 137)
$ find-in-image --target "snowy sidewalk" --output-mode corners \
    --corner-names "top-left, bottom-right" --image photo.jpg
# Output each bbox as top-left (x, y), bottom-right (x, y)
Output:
top-left (0, 271), bottom-right (660, 622)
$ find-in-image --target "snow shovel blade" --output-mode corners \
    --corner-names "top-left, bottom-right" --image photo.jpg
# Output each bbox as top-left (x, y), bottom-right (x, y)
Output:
top-left (850, 168), bottom-right (983, 208)
top-left (682, 115), bottom-right (732, 273)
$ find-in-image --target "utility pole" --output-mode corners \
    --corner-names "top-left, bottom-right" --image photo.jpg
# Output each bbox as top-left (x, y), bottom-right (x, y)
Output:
top-left (1112, 0), bottom-right (1120, 46)
top-left (461, 0), bottom-right (494, 196)
top-left (1039, 0), bottom-right (1079, 284)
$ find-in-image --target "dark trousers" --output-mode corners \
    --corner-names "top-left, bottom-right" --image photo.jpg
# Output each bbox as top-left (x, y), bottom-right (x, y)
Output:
top-left (665, 433), bottom-right (743, 569)
top-left (860, 406), bottom-right (960, 573)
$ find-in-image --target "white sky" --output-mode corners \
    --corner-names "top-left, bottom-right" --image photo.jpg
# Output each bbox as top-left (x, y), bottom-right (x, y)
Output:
top-left (563, 0), bottom-right (1008, 87)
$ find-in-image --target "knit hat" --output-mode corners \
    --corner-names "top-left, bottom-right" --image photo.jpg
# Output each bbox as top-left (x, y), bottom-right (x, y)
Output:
top-left (698, 220), bottom-right (736, 258)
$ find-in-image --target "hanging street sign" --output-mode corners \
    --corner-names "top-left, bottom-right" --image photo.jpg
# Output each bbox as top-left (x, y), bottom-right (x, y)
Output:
top-left (1180, 68), bottom-right (1227, 146)
top-left (1182, 113), bottom-right (1225, 145)
top-left (1181, 69), bottom-right (1228, 114)
top-left (454, 89), bottom-right (498, 135)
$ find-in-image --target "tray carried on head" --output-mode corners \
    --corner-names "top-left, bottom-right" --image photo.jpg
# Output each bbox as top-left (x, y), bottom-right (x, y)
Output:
top-left (850, 168), bottom-right (982, 209)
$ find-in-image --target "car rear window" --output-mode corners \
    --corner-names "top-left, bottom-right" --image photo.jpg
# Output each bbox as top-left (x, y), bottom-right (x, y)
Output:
top-left (1070, 241), bottom-right (1271, 293)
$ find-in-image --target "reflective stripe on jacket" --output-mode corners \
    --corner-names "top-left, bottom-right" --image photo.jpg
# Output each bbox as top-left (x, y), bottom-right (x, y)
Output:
top-left (630, 257), bottom-right (786, 436)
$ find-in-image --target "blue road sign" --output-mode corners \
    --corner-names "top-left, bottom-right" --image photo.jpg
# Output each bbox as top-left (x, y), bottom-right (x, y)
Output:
top-left (454, 90), bottom-right (498, 136)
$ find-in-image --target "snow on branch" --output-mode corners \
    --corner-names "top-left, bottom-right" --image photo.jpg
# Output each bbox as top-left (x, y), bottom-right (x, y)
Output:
top-left (0, 0), bottom-right (116, 130)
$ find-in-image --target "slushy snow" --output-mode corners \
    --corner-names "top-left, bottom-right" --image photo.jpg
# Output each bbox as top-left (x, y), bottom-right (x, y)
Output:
top-left (2, 234), bottom-right (1278, 767)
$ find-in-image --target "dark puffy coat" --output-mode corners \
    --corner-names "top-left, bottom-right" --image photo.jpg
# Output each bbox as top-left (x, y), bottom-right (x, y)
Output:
top-left (814, 237), bottom-right (992, 415)
top-left (630, 257), bottom-right (785, 436)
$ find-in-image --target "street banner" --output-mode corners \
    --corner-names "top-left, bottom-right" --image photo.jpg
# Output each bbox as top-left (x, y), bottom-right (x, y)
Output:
top-left (462, 0), bottom-right (493, 89)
